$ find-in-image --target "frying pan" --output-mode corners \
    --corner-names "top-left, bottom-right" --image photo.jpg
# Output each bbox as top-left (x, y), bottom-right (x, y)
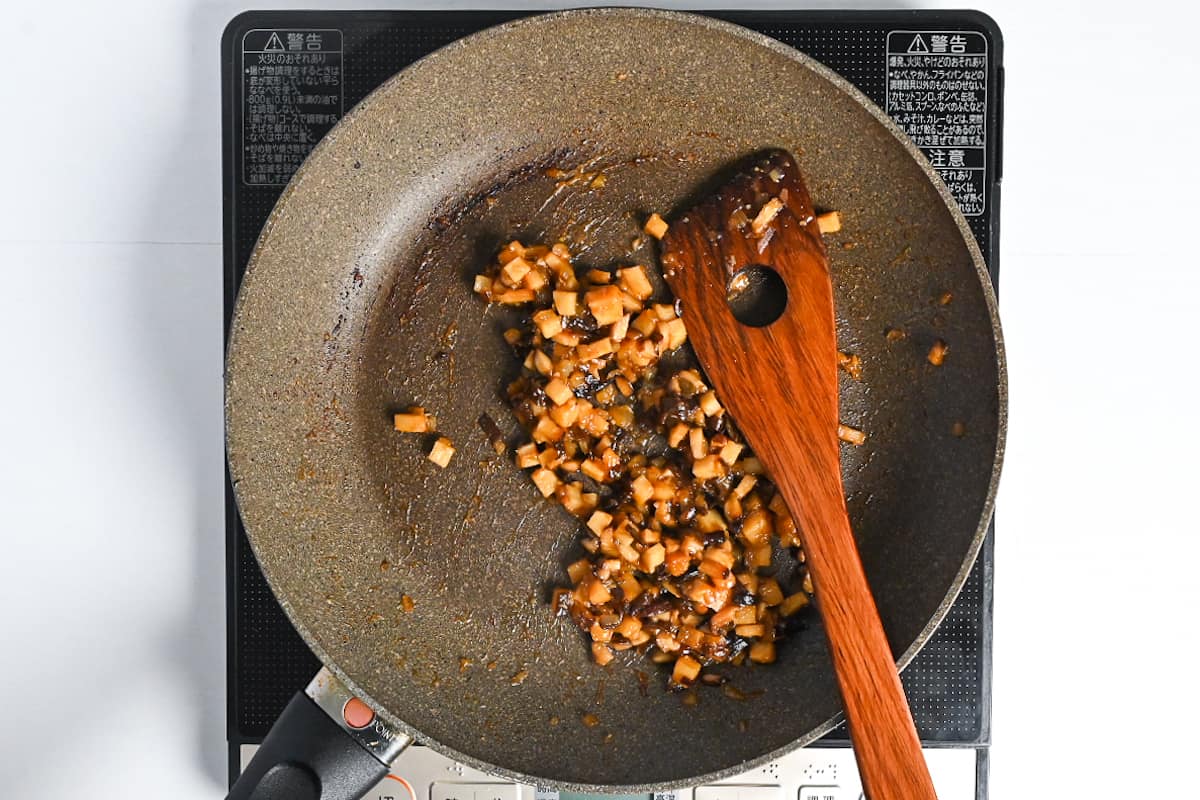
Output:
top-left (225, 8), bottom-right (1005, 799)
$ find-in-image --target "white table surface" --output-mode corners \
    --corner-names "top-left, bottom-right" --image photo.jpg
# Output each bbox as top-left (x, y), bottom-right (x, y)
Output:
top-left (1, 1), bottom-right (1195, 797)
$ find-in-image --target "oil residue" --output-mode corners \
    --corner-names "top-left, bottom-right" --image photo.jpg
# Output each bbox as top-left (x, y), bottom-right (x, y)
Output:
top-left (722, 684), bottom-right (766, 702)
top-left (440, 321), bottom-right (459, 384)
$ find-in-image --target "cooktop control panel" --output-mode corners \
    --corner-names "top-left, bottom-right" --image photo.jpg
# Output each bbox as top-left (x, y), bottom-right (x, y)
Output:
top-left (240, 744), bottom-right (978, 800)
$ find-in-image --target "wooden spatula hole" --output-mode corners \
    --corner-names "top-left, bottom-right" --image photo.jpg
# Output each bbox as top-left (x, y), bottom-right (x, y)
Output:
top-left (726, 265), bottom-right (787, 327)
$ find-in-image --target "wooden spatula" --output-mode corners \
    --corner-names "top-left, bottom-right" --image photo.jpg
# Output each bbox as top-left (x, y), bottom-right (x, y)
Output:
top-left (660, 150), bottom-right (937, 800)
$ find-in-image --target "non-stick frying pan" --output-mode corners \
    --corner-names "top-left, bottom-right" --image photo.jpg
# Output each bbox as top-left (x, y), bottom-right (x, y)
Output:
top-left (225, 9), bottom-right (1005, 799)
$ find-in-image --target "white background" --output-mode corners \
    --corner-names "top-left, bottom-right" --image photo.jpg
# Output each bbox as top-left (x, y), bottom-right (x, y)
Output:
top-left (0, 1), bottom-right (1195, 797)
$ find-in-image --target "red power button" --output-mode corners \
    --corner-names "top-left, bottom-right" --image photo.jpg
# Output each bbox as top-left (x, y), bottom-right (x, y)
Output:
top-left (342, 697), bottom-right (375, 729)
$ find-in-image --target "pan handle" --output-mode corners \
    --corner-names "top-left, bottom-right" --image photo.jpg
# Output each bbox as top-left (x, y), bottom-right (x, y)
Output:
top-left (227, 668), bottom-right (413, 800)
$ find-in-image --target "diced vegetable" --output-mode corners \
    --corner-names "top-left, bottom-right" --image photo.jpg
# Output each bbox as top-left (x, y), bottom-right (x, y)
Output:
top-left (672, 655), bottom-right (701, 685)
top-left (643, 213), bottom-right (669, 240)
top-left (748, 641), bottom-right (776, 664)
top-left (837, 351), bottom-right (863, 380)
top-left (393, 407), bottom-right (432, 433)
top-left (515, 443), bottom-right (539, 469)
top-left (496, 288), bottom-right (535, 305)
top-left (427, 437), bottom-right (455, 468)
top-left (837, 424), bottom-right (867, 446)
top-left (719, 441), bottom-right (743, 465)
top-left (816, 210), bottom-right (842, 234)
top-left (472, 238), bottom-right (814, 691)
top-left (532, 309), bottom-right (563, 338)
top-left (592, 642), bottom-right (614, 665)
top-left (927, 339), bottom-right (948, 366)
top-left (617, 265), bottom-right (654, 300)
top-left (531, 468), bottom-right (559, 497)
top-left (501, 256), bottom-right (532, 286)
top-left (553, 290), bottom-right (578, 316)
top-left (586, 285), bottom-right (625, 326)
top-left (691, 454), bottom-right (724, 479)
top-left (751, 197), bottom-right (783, 235)
top-left (544, 377), bottom-right (573, 406)
top-left (577, 337), bottom-right (614, 361)
top-left (780, 592), bottom-right (810, 617)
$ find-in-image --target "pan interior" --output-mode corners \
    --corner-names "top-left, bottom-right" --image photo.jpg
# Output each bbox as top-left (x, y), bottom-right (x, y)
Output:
top-left (225, 9), bottom-right (1002, 791)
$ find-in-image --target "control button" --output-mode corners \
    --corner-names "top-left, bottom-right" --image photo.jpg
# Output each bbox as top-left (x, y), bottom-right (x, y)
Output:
top-left (697, 785), bottom-right (782, 800)
top-left (343, 696), bottom-right (375, 729)
top-left (798, 787), bottom-right (845, 800)
top-left (432, 783), bottom-right (519, 800)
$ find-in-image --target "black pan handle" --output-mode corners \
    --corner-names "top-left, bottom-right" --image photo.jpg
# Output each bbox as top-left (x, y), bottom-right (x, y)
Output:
top-left (228, 668), bottom-right (413, 800)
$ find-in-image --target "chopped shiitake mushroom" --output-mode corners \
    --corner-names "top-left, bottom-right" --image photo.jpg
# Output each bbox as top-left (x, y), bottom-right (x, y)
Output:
top-left (837, 351), bottom-right (863, 381)
top-left (751, 198), bottom-right (784, 235)
top-left (837, 424), bottom-right (867, 446)
top-left (393, 407), bottom-right (434, 433)
top-left (816, 210), bottom-right (842, 234)
top-left (427, 437), bottom-right (456, 468)
top-left (927, 339), bottom-right (949, 367)
top-left (748, 641), bottom-right (776, 664)
top-left (531, 468), bottom-right (559, 497)
top-left (474, 240), bottom-right (813, 691)
top-left (780, 592), bottom-right (810, 617)
top-left (586, 285), bottom-right (626, 326)
top-left (672, 654), bottom-right (702, 684)
top-left (592, 642), bottom-right (615, 666)
top-left (643, 213), bottom-right (669, 240)
top-left (618, 265), bottom-right (654, 301)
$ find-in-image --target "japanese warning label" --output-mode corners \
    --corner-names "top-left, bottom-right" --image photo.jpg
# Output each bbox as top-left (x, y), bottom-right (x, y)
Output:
top-left (241, 29), bottom-right (343, 186)
top-left (886, 31), bottom-right (988, 216)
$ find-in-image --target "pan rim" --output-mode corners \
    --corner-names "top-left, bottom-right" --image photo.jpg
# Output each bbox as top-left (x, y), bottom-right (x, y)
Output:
top-left (225, 7), bottom-right (1007, 792)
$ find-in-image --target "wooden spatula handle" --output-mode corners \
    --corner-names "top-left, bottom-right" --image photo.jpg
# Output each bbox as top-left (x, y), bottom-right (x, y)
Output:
top-left (795, 497), bottom-right (936, 800)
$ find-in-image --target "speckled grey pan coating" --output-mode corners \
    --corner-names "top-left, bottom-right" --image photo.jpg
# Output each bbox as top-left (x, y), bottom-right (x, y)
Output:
top-left (225, 8), bottom-right (1006, 793)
